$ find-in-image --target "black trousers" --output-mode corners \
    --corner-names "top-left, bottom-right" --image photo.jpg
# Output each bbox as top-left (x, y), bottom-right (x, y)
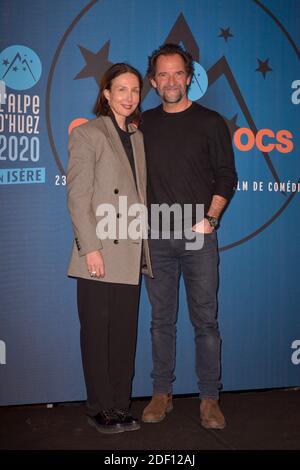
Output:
top-left (77, 278), bottom-right (140, 415)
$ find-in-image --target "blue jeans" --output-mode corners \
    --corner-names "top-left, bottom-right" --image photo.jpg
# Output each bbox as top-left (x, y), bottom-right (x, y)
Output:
top-left (145, 231), bottom-right (221, 399)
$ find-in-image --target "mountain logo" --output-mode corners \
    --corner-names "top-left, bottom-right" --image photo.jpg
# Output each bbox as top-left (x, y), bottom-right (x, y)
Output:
top-left (188, 61), bottom-right (208, 101)
top-left (46, 1), bottom-right (299, 250)
top-left (0, 45), bottom-right (42, 91)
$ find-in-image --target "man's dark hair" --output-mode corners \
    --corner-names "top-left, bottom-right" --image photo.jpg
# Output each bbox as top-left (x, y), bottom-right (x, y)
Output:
top-left (147, 43), bottom-right (194, 79)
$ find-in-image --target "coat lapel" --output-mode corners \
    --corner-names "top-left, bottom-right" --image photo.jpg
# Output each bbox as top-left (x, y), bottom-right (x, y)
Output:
top-left (129, 126), bottom-right (146, 204)
top-left (100, 116), bottom-right (138, 195)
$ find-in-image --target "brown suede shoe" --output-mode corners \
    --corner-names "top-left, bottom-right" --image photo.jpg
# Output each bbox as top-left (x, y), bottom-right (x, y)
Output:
top-left (200, 398), bottom-right (226, 430)
top-left (142, 394), bottom-right (173, 423)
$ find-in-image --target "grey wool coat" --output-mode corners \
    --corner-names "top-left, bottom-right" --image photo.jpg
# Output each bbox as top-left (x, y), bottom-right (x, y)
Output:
top-left (67, 115), bottom-right (153, 285)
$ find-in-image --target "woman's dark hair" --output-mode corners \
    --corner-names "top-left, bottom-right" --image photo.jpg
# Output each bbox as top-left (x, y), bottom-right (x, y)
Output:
top-left (147, 43), bottom-right (194, 81)
top-left (93, 63), bottom-right (143, 124)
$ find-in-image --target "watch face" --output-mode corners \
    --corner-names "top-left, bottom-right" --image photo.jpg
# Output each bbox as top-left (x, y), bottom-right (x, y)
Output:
top-left (208, 217), bottom-right (218, 228)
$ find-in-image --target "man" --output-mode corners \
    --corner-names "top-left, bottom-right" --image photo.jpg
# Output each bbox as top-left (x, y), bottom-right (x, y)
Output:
top-left (141, 44), bottom-right (237, 429)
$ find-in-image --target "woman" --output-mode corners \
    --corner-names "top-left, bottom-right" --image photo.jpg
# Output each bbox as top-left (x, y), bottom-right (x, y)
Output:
top-left (67, 63), bottom-right (152, 434)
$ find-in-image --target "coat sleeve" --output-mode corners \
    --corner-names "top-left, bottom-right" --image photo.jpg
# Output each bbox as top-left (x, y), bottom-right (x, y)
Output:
top-left (67, 125), bottom-right (103, 256)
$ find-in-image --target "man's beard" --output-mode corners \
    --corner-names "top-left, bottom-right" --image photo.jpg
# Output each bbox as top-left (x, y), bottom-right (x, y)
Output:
top-left (160, 87), bottom-right (184, 104)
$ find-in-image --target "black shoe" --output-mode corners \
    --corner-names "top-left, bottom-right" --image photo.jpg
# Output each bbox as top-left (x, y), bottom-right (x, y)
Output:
top-left (88, 410), bottom-right (124, 434)
top-left (114, 408), bottom-right (141, 431)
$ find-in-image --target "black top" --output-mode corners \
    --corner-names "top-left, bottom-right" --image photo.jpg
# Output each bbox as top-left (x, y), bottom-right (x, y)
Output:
top-left (141, 102), bottom-right (237, 228)
top-left (111, 113), bottom-right (137, 188)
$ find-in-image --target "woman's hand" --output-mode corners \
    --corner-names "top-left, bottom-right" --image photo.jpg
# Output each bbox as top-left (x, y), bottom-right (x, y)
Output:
top-left (86, 250), bottom-right (105, 278)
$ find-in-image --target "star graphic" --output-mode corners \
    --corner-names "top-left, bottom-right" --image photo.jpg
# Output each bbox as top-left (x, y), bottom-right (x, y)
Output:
top-left (74, 41), bottom-right (114, 86)
top-left (218, 27), bottom-right (233, 42)
top-left (2, 59), bottom-right (9, 66)
top-left (13, 66), bottom-right (18, 72)
top-left (255, 58), bottom-right (272, 79)
top-left (224, 114), bottom-right (239, 138)
top-left (23, 67), bottom-right (26, 71)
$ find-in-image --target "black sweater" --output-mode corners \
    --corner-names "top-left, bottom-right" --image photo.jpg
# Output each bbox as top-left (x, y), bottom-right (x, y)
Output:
top-left (141, 102), bottom-right (237, 227)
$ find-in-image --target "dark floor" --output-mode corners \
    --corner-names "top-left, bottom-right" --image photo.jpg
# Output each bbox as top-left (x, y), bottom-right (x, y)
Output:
top-left (0, 388), bottom-right (300, 455)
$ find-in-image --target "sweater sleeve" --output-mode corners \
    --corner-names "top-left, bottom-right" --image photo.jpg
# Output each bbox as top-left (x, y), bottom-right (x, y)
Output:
top-left (210, 113), bottom-right (238, 201)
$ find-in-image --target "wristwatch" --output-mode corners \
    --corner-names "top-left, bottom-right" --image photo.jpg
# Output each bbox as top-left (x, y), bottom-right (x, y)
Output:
top-left (205, 215), bottom-right (219, 229)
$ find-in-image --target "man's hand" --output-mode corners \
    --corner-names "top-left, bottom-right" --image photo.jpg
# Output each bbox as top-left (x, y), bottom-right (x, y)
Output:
top-left (192, 218), bottom-right (214, 234)
top-left (86, 250), bottom-right (105, 278)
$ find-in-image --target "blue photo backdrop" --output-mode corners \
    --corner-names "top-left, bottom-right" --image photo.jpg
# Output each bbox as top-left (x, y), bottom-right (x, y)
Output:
top-left (0, 0), bottom-right (299, 405)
